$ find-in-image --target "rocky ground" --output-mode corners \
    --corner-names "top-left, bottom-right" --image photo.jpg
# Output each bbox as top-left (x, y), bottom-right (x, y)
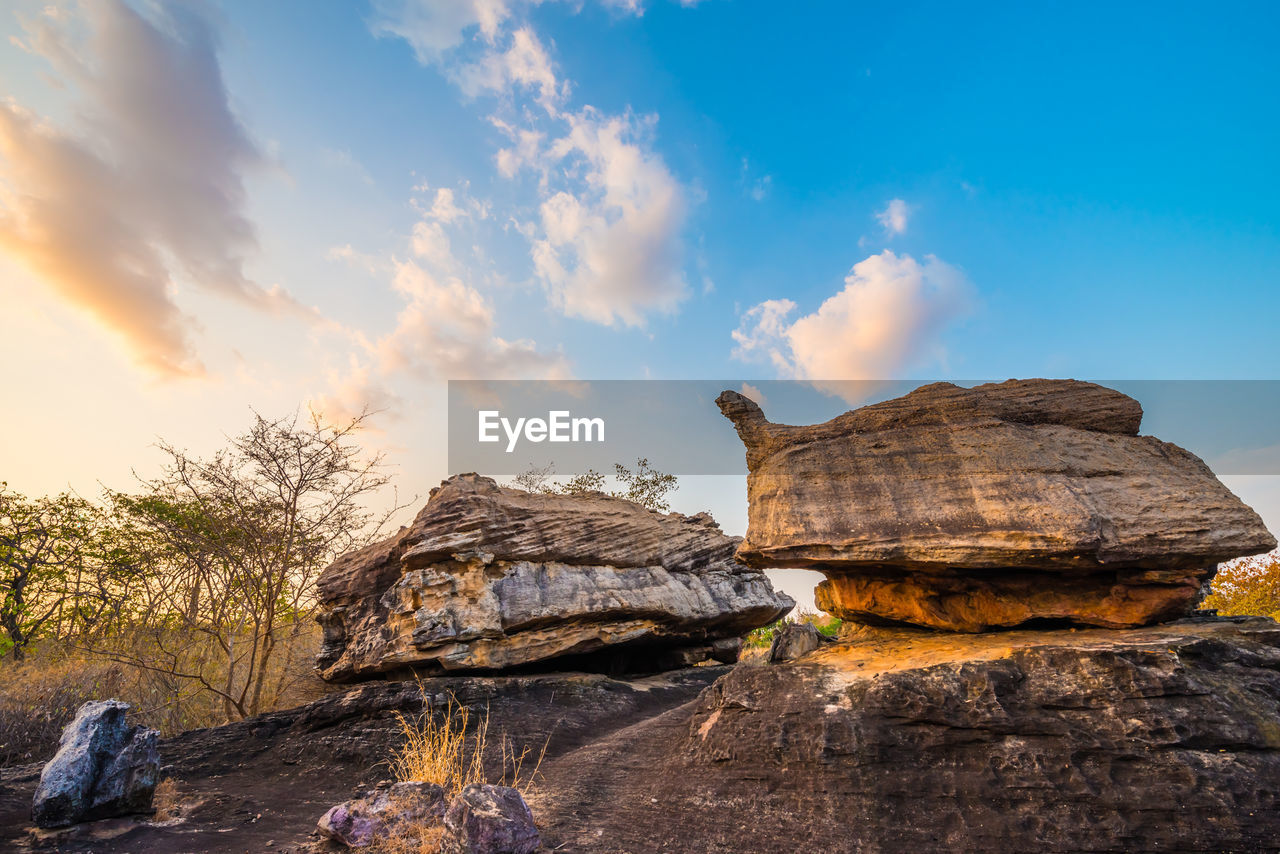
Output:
top-left (5, 616), bottom-right (1280, 853)
top-left (0, 668), bottom-right (725, 853)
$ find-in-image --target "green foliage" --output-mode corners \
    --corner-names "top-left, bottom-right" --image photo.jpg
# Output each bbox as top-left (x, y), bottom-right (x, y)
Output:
top-left (0, 409), bottom-right (393, 727)
top-left (1205, 554), bottom-right (1280, 620)
top-left (0, 485), bottom-right (103, 659)
top-left (744, 609), bottom-right (844, 649)
top-left (508, 458), bottom-right (678, 513)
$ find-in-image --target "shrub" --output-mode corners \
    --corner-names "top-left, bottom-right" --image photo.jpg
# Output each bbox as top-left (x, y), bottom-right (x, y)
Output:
top-left (744, 609), bottom-right (843, 651)
top-left (1205, 553), bottom-right (1280, 619)
top-left (0, 650), bottom-right (124, 765)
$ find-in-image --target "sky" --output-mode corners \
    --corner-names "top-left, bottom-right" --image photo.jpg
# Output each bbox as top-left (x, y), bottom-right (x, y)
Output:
top-left (2, 1), bottom-right (1278, 609)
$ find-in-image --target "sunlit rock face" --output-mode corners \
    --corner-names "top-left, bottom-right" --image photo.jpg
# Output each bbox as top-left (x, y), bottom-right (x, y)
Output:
top-left (672, 618), bottom-right (1280, 852)
top-left (718, 378), bottom-right (1275, 631)
top-left (315, 474), bottom-right (793, 681)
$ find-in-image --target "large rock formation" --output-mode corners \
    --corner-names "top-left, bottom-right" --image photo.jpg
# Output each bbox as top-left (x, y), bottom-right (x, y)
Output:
top-left (316, 474), bottom-right (793, 681)
top-left (717, 379), bottom-right (1275, 630)
top-left (675, 618), bottom-right (1280, 852)
top-left (31, 700), bottom-right (159, 828)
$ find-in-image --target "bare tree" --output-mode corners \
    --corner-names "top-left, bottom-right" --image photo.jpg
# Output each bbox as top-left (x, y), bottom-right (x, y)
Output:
top-left (96, 410), bottom-right (398, 721)
top-left (507, 459), bottom-right (678, 512)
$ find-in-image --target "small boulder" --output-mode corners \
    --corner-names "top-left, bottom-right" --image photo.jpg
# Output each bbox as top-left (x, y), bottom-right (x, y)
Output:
top-left (32, 699), bottom-right (159, 828)
top-left (442, 784), bottom-right (540, 854)
top-left (318, 781), bottom-right (447, 848)
top-left (767, 622), bottom-right (831, 662)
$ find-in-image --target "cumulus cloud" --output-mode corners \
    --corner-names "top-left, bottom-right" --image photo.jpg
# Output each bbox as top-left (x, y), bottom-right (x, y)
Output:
top-left (315, 182), bottom-right (569, 421)
top-left (875, 198), bottom-right (911, 236)
top-left (525, 108), bottom-right (687, 325)
top-left (374, 0), bottom-right (690, 328)
top-left (732, 250), bottom-right (971, 392)
top-left (0, 1), bottom-right (300, 377)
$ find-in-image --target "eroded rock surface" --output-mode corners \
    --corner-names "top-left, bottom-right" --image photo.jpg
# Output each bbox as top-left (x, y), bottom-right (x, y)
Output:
top-left (717, 378), bottom-right (1275, 630)
top-left (316, 474), bottom-right (792, 681)
top-left (533, 617), bottom-right (1280, 853)
top-left (442, 784), bottom-right (540, 854)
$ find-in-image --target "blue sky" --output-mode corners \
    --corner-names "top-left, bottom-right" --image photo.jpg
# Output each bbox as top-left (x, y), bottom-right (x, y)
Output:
top-left (2, 1), bottom-right (1279, 610)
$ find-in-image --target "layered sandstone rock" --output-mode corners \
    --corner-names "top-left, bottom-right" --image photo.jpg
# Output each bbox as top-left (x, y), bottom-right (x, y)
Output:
top-left (717, 379), bottom-right (1275, 630)
top-left (678, 619), bottom-right (1280, 852)
top-left (527, 618), bottom-right (1280, 852)
top-left (315, 474), bottom-right (792, 681)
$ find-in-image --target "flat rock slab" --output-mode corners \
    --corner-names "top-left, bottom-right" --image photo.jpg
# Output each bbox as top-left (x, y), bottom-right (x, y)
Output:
top-left (532, 617), bottom-right (1280, 853)
top-left (718, 378), bottom-right (1275, 629)
top-left (317, 474), bottom-right (791, 680)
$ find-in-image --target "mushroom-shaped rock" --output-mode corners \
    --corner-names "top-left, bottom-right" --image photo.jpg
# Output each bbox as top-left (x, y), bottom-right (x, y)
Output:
top-left (717, 379), bottom-right (1275, 631)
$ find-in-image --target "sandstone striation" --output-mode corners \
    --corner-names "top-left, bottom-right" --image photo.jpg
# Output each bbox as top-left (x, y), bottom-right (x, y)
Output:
top-left (315, 474), bottom-right (792, 681)
top-left (717, 378), bottom-right (1275, 630)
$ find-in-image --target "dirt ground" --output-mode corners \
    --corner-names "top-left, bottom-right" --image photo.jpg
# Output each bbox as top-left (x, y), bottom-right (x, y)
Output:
top-left (0, 668), bottom-right (726, 854)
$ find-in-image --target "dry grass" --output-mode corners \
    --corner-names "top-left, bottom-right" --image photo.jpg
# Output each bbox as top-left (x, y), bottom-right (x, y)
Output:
top-left (388, 692), bottom-right (488, 792)
top-left (150, 778), bottom-right (184, 822)
top-left (368, 823), bottom-right (446, 854)
top-left (389, 688), bottom-right (547, 796)
top-left (377, 689), bottom-right (547, 854)
top-left (0, 625), bottom-right (333, 767)
top-left (0, 652), bottom-right (125, 765)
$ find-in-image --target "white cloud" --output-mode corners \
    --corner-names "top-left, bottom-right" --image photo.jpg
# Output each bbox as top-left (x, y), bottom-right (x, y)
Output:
top-left (369, 0), bottom-right (524, 63)
top-left (0, 2), bottom-right (312, 377)
top-left (732, 250), bottom-right (971, 392)
top-left (876, 198), bottom-right (911, 236)
top-left (375, 0), bottom-right (690, 329)
top-left (457, 26), bottom-right (566, 109)
top-left (740, 157), bottom-right (772, 201)
top-left (524, 108), bottom-right (687, 325)
top-left (731, 298), bottom-right (797, 374)
top-left (316, 188), bottom-right (569, 421)
top-left (429, 187), bottom-right (466, 222)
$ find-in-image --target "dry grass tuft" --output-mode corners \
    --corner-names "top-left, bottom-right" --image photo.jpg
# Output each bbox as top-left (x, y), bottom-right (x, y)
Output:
top-left (373, 686), bottom-right (548, 853)
top-left (150, 777), bottom-right (184, 822)
top-left (388, 692), bottom-right (487, 793)
top-left (368, 822), bottom-right (446, 854)
top-left (388, 686), bottom-right (547, 796)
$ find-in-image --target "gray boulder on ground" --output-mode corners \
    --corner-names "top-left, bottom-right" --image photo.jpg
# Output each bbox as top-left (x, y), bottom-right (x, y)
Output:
top-left (31, 699), bottom-right (159, 828)
top-left (718, 378), bottom-right (1276, 631)
top-left (316, 474), bottom-right (793, 680)
top-left (317, 781), bottom-right (446, 848)
top-left (766, 622), bottom-right (833, 663)
top-left (442, 784), bottom-right (540, 854)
